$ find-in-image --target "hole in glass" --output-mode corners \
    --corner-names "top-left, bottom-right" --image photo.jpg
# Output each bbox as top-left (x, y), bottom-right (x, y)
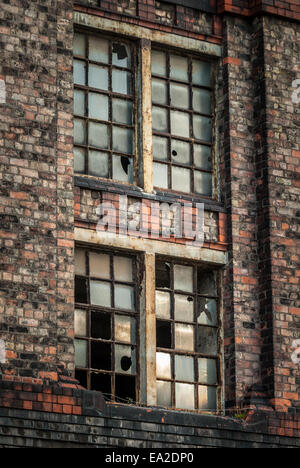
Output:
top-left (91, 311), bottom-right (111, 340)
top-left (91, 341), bottom-right (111, 371)
top-left (156, 320), bottom-right (172, 349)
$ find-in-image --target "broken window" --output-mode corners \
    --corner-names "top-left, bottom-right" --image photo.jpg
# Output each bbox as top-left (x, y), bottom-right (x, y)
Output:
top-left (152, 49), bottom-right (214, 196)
top-left (73, 32), bottom-right (135, 184)
top-left (155, 259), bottom-right (220, 411)
top-left (74, 247), bottom-right (138, 404)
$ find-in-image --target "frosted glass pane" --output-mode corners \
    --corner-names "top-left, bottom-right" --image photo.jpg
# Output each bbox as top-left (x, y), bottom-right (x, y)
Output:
top-left (74, 148), bottom-right (85, 174)
top-left (89, 252), bottom-right (110, 279)
top-left (75, 309), bottom-right (87, 337)
top-left (153, 136), bottom-right (169, 161)
top-left (193, 115), bottom-right (212, 142)
top-left (88, 151), bottom-right (109, 178)
top-left (114, 285), bottom-right (134, 310)
top-left (175, 383), bottom-right (195, 410)
top-left (89, 64), bottom-right (109, 91)
top-left (175, 355), bottom-right (194, 382)
top-left (74, 33), bottom-right (86, 57)
top-left (75, 249), bottom-right (86, 275)
top-left (198, 358), bottom-right (217, 385)
top-left (171, 111), bottom-right (190, 138)
top-left (89, 93), bottom-right (109, 121)
top-left (152, 79), bottom-right (168, 105)
top-left (74, 60), bottom-right (86, 85)
top-left (197, 269), bottom-right (217, 296)
top-left (151, 50), bottom-right (166, 77)
top-left (113, 127), bottom-right (133, 154)
top-left (153, 162), bottom-right (168, 189)
top-left (74, 90), bottom-right (85, 116)
top-left (114, 256), bottom-right (133, 282)
top-left (157, 381), bottom-right (172, 407)
top-left (74, 119), bottom-right (86, 145)
top-left (198, 326), bottom-right (218, 355)
top-left (89, 36), bottom-right (109, 63)
top-left (156, 352), bottom-right (171, 379)
top-left (112, 42), bottom-right (131, 68)
top-left (170, 83), bottom-right (189, 109)
top-left (170, 55), bottom-right (188, 82)
top-left (174, 294), bottom-right (194, 322)
top-left (194, 145), bottom-right (212, 170)
top-left (115, 345), bottom-right (136, 374)
top-left (89, 122), bottom-right (109, 149)
top-left (192, 60), bottom-right (211, 87)
top-left (112, 99), bottom-right (133, 125)
top-left (174, 264), bottom-right (193, 293)
top-left (197, 298), bottom-right (218, 326)
top-left (194, 171), bottom-right (212, 197)
top-left (90, 280), bottom-right (111, 307)
top-left (175, 323), bottom-right (194, 352)
top-left (152, 106), bottom-right (168, 133)
top-left (171, 140), bottom-right (190, 165)
top-left (75, 339), bottom-right (88, 368)
top-left (112, 155), bottom-right (133, 183)
top-left (198, 385), bottom-right (217, 411)
top-left (171, 166), bottom-right (191, 193)
top-left (156, 291), bottom-right (171, 319)
top-left (112, 70), bottom-right (131, 95)
top-left (193, 88), bottom-right (211, 114)
top-left (115, 315), bottom-right (136, 344)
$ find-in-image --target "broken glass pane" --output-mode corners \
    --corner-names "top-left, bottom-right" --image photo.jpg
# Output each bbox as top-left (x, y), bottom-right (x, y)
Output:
top-left (175, 323), bottom-right (194, 352)
top-left (170, 111), bottom-right (190, 138)
top-left (90, 280), bottom-right (111, 308)
top-left (193, 115), bottom-right (212, 142)
top-left (115, 315), bottom-right (136, 344)
top-left (171, 140), bottom-right (190, 165)
top-left (198, 358), bottom-right (217, 385)
top-left (198, 385), bottom-right (217, 411)
top-left (112, 70), bottom-right (131, 95)
top-left (75, 309), bottom-right (87, 337)
top-left (114, 285), bottom-right (134, 310)
top-left (152, 106), bottom-right (168, 133)
top-left (156, 291), bottom-right (171, 319)
top-left (89, 122), bottom-right (109, 149)
top-left (115, 344), bottom-right (136, 374)
top-left (156, 352), bottom-right (171, 379)
top-left (194, 171), bottom-right (212, 197)
top-left (153, 162), bottom-right (168, 189)
top-left (153, 136), bottom-right (169, 161)
top-left (193, 88), bottom-right (211, 114)
top-left (75, 277), bottom-right (88, 304)
top-left (115, 375), bottom-right (136, 403)
top-left (74, 89), bottom-right (85, 116)
top-left (91, 372), bottom-right (111, 397)
top-left (156, 261), bottom-right (171, 289)
top-left (170, 55), bottom-right (188, 82)
top-left (114, 256), bottom-right (133, 282)
top-left (112, 155), bottom-right (133, 183)
top-left (192, 60), bottom-right (211, 87)
top-left (170, 83), bottom-right (189, 109)
top-left (88, 92), bottom-right (109, 121)
top-left (74, 148), bottom-right (86, 174)
top-left (74, 33), bottom-right (86, 57)
top-left (174, 294), bottom-right (194, 322)
top-left (88, 64), bottom-right (109, 91)
top-left (89, 252), bottom-right (110, 279)
top-left (88, 151), bottom-right (109, 178)
top-left (156, 320), bottom-right (172, 349)
top-left (175, 355), bottom-right (194, 382)
top-left (157, 380), bottom-right (172, 407)
top-left (91, 341), bottom-right (111, 371)
top-left (75, 249), bottom-right (86, 276)
top-left (75, 339), bottom-right (88, 368)
top-left (74, 119), bottom-right (86, 145)
top-left (89, 36), bottom-right (109, 63)
top-left (112, 99), bottom-right (133, 125)
top-left (197, 326), bottom-right (218, 355)
top-left (113, 126), bottom-right (133, 154)
top-left (152, 79), bottom-right (168, 105)
top-left (112, 42), bottom-right (131, 68)
top-left (151, 50), bottom-right (167, 77)
top-left (194, 145), bottom-right (212, 171)
top-left (197, 298), bottom-right (218, 326)
top-left (175, 383), bottom-right (195, 410)
top-left (174, 264), bottom-right (194, 293)
top-left (91, 311), bottom-right (111, 340)
top-left (171, 166), bottom-right (191, 193)
top-left (197, 269), bottom-right (217, 296)
top-left (74, 60), bottom-right (86, 85)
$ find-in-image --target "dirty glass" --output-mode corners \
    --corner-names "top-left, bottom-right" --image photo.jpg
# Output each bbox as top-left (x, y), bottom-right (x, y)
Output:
top-left (89, 64), bottom-right (109, 91)
top-left (74, 33), bottom-right (86, 57)
top-left (156, 352), bottom-right (171, 379)
top-left (174, 264), bottom-right (194, 293)
top-left (74, 60), bottom-right (86, 86)
top-left (194, 171), bottom-right (212, 197)
top-left (74, 119), bottom-right (86, 145)
top-left (198, 385), bottom-right (217, 411)
top-left (75, 249), bottom-right (86, 276)
top-left (74, 148), bottom-right (85, 174)
top-left (75, 339), bottom-right (88, 368)
top-left (90, 280), bottom-right (111, 308)
top-left (112, 70), bottom-right (131, 95)
top-left (114, 284), bottom-right (134, 310)
top-left (175, 323), bottom-right (194, 352)
top-left (171, 140), bottom-right (190, 165)
top-left (171, 166), bottom-right (191, 193)
top-left (175, 383), bottom-right (195, 410)
top-left (112, 42), bottom-right (131, 68)
top-left (192, 88), bottom-right (211, 114)
top-left (114, 256), bottom-right (133, 282)
top-left (197, 298), bottom-right (218, 326)
top-left (115, 345), bottom-right (136, 374)
top-left (88, 151), bottom-right (109, 178)
top-left (153, 106), bottom-right (168, 133)
top-left (112, 126), bottom-right (133, 154)
top-left (175, 355), bottom-right (194, 382)
top-left (153, 162), bottom-right (168, 189)
top-left (170, 110), bottom-right (190, 138)
top-left (89, 36), bottom-right (109, 63)
top-left (174, 294), bottom-right (194, 322)
top-left (170, 83), bottom-right (189, 109)
top-left (88, 93), bottom-right (109, 121)
top-left (170, 55), bottom-right (188, 82)
top-left (157, 381), bottom-right (172, 407)
top-left (152, 79), bottom-right (168, 105)
top-left (112, 99), bottom-right (133, 125)
top-left (89, 252), bottom-right (110, 279)
top-left (194, 145), bottom-right (212, 171)
top-left (75, 309), bottom-right (87, 337)
top-left (88, 122), bottom-right (109, 149)
top-left (153, 136), bottom-right (169, 161)
top-left (112, 155), bottom-right (133, 183)
top-left (197, 326), bottom-right (218, 355)
top-left (193, 115), bottom-right (212, 142)
top-left (198, 358), bottom-right (217, 385)
top-left (115, 315), bottom-right (136, 344)
top-left (156, 291), bottom-right (171, 319)
top-left (74, 89), bottom-right (85, 116)
top-left (197, 269), bottom-right (217, 296)
top-left (192, 60), bottom-right (211, 87)
top-left (151, 50), bottom-right (167, 77)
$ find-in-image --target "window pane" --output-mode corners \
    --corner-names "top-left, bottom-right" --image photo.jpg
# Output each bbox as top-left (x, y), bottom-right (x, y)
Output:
top-left (89, 122), bottom-right (109, 149)
top-left (175, 355), bottom-right (194, 382)
top-left (112, 42), bottom-right (131, 68)
top-left (170, 55), bottom-right (188, 82)
top-left (156, 352), bottom-right (171, 379)
top-left (197, 298), bottom-right (218, 326)
top-left (88, 64), bottom-right (109, 91)
top-left (75, 340), bottom-right (88, 368)
top-left (88, 93), bottom-right (109, 121)
top-left (74, 89), bottom-right (85, 116)
top-left (88, 151), bottom-right (109, 178)
top-left (112, 155), bottom-right (133, 183)
top-left (90, 280), bottom-right (111, 307)
top-left (152, 106), bottom-right (168, 133)
top-left (113, 127), bottom-right (133, 154)
top-left (151, 50), bottom-right (166, 77)
top-left (112, 70), bottom-right (131, 95)
top-left (75, 249), bottom-right (86, 276)
top-left (89, 36), bottom-right (109, 63)
top-left (198, 385), bottom-right (217, 411)
top-left (75, 309), bottom-right (87, 337)
top-left (192, 60), bottom-right (211, 87)
top-left (194, 171), bottom-right (212, 197)
top-left (156, 261), bottom-right (171, 289)
top-left (193, 115), bottom-right (212, 142)
top-left (175, 383), bottom-right (195, 410)
top-left (89, 252), bottom-right (110, 279)
top-left (174, 294), bottom-right (194, 322)
top-left (153, 162), bottom-right (168, 189)
top-left (74, 119), bottom-right (86, 145)
top-left (91, 311), bottom-right (111, 339)
top-left (115, 345), bottom-right (136, 374)
top-left (174, 264), bottom-right (194, 293)
top-left (170, 83), bottom-right (189, 109)
top-left (194, 145), bottom-right (212, 171)
top-left (193, 88), bottom-right (211, 114)
top-left (152, 78), bottom-right (168, 105)
top-left (74, 33), bottom-right (86, 57)
top-left (74, 148), bottom-right (86, 174)
top-left (114, 256), bottom-right (133, 282)
top-left (175, 323), bottom-right (194, 352)
top-left (156, 291), bottom-right (171, 319)
top-left (157, 381), bottom-right (172, 407)
top-left (153, 136), bottom-right (169, 161)
top-left (114, 285), bottom-right (134, 310)
top-left (156, 320), bottom-right (172, 349)
top-left (115, 375), bottom-right (136, 403)
top-left (115, 315), bottom-right (136, 344)
top-left (198, 358), bottom-right (217, 385)
top-left (170, 110), bottom-right (190, 138)
top-left (91, 341), bottom-right (111, 371)
top-left (171, 166), bottom-right (191, 193)
top-left (91, 372), bottom-right (111, 397)
top-left (197, 326), bottom-right (218, 355)
top-left (75, 277), bottom-right (88, 304)
top-left (197, 269), bottom-right (217, 296)
top-left (112, 99), bottom-right (133, 125)
top-left (171, 140), bottom-right (190, 165)
top-left (74, 60), bottom-right (86, 85)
